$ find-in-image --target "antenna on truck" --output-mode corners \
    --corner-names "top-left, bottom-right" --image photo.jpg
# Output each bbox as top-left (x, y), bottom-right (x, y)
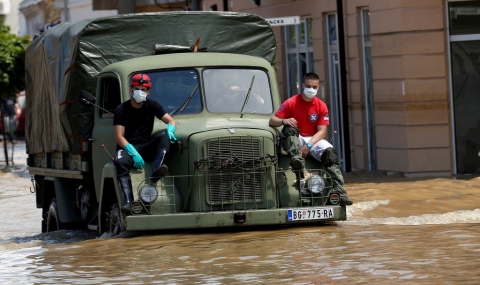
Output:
top-left (330, 131), bottom-right (337, 144)
top-left (102, 144), bottom-right (115, 162)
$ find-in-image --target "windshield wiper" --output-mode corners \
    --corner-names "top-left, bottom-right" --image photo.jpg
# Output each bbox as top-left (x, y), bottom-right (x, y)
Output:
top-left (170, 84), bottom-right (199, 116)
top-left (240, 75), bottom-right (255, 118)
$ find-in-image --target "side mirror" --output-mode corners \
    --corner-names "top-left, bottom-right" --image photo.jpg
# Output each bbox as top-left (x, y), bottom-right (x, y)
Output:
top-left (78, 90), bottom-right (114, 116)
top-left (78, 90), bottom-right (96, 107)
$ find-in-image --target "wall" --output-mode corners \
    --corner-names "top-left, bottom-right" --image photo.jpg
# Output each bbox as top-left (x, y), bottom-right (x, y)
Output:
top-left (19, 0), bottom-right (47, 36)
top-left (54, 0), bottom-right (116, 22)
top-left (3, 0), bottom-right (25, 36)
top-left (349, 0), bottom-right (451, 174)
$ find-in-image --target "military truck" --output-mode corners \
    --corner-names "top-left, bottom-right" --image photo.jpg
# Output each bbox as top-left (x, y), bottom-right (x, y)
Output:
top-left (25, 12), bottom-right (347, 236)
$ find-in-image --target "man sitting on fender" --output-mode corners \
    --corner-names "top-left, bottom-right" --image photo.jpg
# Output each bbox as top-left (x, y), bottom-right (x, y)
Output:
top-left (113, 73), bottom-right (177, 214)
top-left (268, 72), bottom-right (353, 206)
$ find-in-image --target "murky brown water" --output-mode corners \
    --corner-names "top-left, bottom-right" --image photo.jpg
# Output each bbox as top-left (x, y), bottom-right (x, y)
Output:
top-left (1, 142), bottom-right (480, 284)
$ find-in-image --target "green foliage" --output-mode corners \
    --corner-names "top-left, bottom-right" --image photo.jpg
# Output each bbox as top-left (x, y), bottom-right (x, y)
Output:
top-left (0, 23), bottom-right (30, 98)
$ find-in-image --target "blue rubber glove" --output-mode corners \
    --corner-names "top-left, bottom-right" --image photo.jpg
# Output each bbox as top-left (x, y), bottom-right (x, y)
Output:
top-left (167, 123), bottom-right (177, 143)
top-left (124, 143), bottom-right (145, 170)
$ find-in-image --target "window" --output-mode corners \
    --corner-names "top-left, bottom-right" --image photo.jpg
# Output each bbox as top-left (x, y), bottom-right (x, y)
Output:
top-left (448, 1), bottom-right (480, 174)
top-left (449, 1), bottom-right (480, 36)
top-left (100, 77), bottom-right (121, 118)
top-left (203, 68), bottom-right (273, 114)
top-left (143, 69), bottom-right (202, 115)
top-left (361, 9), bottom-right (377, 171)
top-left (326, 12), bottom-right (346, 170)
top-left (285, 18), bottom-right (314, 97)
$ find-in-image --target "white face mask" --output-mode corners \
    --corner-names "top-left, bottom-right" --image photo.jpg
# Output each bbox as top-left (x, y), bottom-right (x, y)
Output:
top-left (303, 87), bottom-right (317, 98)
top-left (132, 90), bottom-right (147, 103)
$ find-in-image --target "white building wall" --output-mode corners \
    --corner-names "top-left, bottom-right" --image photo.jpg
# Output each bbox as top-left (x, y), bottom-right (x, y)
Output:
top-left (19, 0), bottom-right (45, 37)
top-left (3, 0), bottom-right (26, 36)
top-left (54, 0), bottom-right (116, 23)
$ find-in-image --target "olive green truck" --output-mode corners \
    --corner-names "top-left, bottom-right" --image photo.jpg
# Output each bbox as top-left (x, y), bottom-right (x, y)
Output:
top-left (25, 12), bottom-right (347, 236)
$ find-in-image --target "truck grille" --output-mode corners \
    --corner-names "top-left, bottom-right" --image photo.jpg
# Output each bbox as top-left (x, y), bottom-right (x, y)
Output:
top-left (206, 137), bottom-right (263, 205)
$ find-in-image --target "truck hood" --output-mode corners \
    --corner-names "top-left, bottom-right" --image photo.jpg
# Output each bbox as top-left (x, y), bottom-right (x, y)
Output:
top-left (153, 116), bottom-right (278, 147)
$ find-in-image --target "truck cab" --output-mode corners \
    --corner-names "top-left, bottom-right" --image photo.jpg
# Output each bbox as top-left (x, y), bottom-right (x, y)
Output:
top-left (88, 52), bottom-right (345, 235)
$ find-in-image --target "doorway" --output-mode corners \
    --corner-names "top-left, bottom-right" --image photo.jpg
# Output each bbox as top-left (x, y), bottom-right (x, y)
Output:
top-left (327, 13), bottom-right (346, 170)
top-left (448, 1), bottom-right (480, 174)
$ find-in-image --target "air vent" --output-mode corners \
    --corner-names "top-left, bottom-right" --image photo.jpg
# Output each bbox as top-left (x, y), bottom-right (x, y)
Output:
top-left (206, 137), bottom-right (263, 204)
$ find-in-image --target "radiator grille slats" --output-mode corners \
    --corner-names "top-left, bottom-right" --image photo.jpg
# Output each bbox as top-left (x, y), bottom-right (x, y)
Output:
top-left (206, 138), bottom-right (263, 205)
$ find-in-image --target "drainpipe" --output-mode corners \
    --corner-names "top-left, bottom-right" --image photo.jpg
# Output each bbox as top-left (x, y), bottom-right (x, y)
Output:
top-left (191, 0), bottom-right (200, 11)
top-left (118, 0), bottom-right (136, 14)
top-left (337, 0), bottom-right (351, 172)
top-left (63, 0), bottom-right (70, 22)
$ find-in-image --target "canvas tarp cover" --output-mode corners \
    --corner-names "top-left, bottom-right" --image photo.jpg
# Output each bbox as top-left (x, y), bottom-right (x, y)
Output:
top-left (25, 11), bottom-right (277, 155)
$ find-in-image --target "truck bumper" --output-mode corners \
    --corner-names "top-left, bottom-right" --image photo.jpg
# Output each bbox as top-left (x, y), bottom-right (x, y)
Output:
top-left (125, 206), bottom-right (346, 231)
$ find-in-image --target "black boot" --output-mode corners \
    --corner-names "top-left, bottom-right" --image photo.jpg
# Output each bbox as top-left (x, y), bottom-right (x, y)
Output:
top-left (326, 167), bottom-right (353, 206)
top-left (290, 157), bottom-right (304, 171)
top-left (340, 195), bottom-right (353, 206)
top-left (291, 157), bottom-right (305, 180)
top-left (119, 178), bottom-right (134, 214)
top-left (321, 148), bottom-right (353, 206)
top-left (151, 149), bottom-right (169, 183)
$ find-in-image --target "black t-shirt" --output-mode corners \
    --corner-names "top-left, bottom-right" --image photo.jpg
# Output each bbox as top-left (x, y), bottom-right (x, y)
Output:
top-left (2, 97), bottom-right (17, 116)
top-left (113, 98), bottom-right (166, 145)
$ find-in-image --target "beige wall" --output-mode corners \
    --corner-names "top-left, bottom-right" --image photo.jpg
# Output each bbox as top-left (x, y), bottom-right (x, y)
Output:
top-left (361, 1), bottom-right (451, 174)
top-left (151, 0), bottom-right (454, 174)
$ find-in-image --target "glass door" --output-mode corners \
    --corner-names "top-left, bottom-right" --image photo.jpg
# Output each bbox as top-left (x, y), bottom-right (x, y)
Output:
top-left (327, 13), bottom-right (346, 170)
top-left (284, 18), bottom-right (314, 97)
top-left (448, 1), bottom-right (480, 174)
top-left (362, 9), bottom-right (377, 171)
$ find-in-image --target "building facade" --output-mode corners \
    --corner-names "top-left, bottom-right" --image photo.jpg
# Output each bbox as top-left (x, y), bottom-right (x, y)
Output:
top-left (193, 0), bottom-right (480, 176)
top-left (17, 0), bottom-right (116, 37)
top-left (53, 0), bottom-right (116, 23)
top-left (1, 0), bottom-right (26, 35)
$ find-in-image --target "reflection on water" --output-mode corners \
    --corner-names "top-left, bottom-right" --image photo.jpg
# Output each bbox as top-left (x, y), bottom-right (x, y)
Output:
top-left (1, 165), bottom-right (480, 284)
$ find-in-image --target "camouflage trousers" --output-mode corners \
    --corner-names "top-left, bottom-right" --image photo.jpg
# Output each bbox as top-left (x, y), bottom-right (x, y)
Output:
top-left (282, 126), bottom-right (347, 196)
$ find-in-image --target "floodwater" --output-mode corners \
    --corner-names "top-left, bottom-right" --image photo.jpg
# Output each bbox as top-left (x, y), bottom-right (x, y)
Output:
top-left (1, 141), bottom-right (480, 284)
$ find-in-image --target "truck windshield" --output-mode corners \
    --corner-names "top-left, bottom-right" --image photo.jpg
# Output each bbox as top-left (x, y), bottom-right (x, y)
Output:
top-left (204, 68), bottom-right (273, 114)
top-left (145, 69), bottom-right (202, 115)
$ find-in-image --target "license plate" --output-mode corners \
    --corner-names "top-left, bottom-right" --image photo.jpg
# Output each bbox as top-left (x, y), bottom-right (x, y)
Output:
top-left (287, 208), bottom-right (334, 221)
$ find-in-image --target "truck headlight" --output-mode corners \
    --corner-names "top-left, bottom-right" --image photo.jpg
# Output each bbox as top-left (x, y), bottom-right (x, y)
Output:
top-left (308, 174), bottom-right (324, 194)
top-left (139, 185), bottom-right (158, 203)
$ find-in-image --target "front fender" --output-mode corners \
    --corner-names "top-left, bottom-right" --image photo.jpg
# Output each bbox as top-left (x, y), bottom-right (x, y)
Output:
top-left (97, 163), bottom-right (124, 233)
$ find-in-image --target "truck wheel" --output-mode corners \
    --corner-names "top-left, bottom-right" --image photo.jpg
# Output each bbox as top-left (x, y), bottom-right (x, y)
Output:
top-left (80, 187), bottom-right (91, 221)
top-left (46, 198), bottom-right (63, 232)
top-left (108, 203), bottom-right (124, 236)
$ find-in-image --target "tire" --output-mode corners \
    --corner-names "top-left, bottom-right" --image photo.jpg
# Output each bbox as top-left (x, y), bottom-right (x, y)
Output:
top-left (80, 187), bottom-right (91, 221)
top-left (41, 219), bottom-right (47, 233)
top-left (108, 203), bottom-right (125, 236)
top-left (46, 198), bottom-right (62, 232)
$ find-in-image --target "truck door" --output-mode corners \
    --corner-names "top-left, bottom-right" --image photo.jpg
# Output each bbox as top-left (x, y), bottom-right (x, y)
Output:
top-left (91, 75), bottom-right (122, 193)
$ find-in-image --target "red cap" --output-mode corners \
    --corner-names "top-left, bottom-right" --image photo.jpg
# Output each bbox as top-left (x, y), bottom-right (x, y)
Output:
top-left (131, 73), bottom-right (151, 88)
